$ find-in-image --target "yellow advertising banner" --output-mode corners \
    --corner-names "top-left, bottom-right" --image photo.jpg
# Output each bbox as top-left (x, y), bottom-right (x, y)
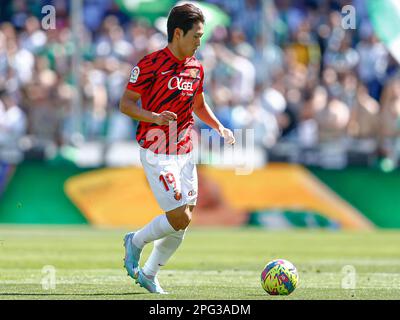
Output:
top-left (65, 164), bottom-right (373, 229)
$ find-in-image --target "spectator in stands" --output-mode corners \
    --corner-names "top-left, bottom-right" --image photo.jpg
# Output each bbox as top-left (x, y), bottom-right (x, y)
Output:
top-left (379, 77), bottom-right (400, 160)
top-left (356, 30), bottom-right (388, 101)
top-left (0, 0), bottom-right (398, 168)
top-left (0, 89), bottom-right (27, 163)
top-left (347, 83), bottom-right (380, 140)
top-left (315, 93), bottom-right (350, 143)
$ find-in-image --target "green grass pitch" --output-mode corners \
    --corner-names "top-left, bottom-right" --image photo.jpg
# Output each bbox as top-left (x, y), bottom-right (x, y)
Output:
top-left (0, 226), bottom-right (399, 300)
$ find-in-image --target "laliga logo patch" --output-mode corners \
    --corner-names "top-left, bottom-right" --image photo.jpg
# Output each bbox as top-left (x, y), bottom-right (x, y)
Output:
top-left (129, 66), bottom-right (140, 83)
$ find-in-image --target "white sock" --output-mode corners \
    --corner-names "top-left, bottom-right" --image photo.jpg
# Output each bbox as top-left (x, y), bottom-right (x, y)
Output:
top-left (142, 229), bottom-right (186, 277)
top-left (132, 214), bottom-right (176, 249)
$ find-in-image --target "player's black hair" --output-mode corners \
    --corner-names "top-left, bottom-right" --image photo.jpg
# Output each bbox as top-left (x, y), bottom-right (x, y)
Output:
top-left (167, 3), bottom-right (205, 43)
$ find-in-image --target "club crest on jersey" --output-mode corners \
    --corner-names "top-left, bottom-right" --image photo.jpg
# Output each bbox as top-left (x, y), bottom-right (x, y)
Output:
top-left (174, 191), bottom-right (182, 201)
top-left (129, 66), bottom-right (140, 83)
top-left (168, 76), bottom-right (193, 91)
top-left (179, 68), bottom-right (200, 78)
top-left (189, 68), bottom-right (200, 78)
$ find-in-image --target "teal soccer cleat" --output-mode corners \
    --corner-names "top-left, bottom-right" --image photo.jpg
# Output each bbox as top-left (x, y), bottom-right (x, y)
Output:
top-left (123, 232), bottom-right (142, 279)
top-left (135, 268), bottom-right (168, 294)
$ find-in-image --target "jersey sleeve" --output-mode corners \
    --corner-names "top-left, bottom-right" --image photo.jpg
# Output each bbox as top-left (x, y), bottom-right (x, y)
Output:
top-left (126, 57), bottom-right (154, 96)
top-left (196, 64), bottom-right (205, 95)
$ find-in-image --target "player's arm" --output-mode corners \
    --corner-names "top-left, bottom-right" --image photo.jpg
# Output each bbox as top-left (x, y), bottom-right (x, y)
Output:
top-left (193, 92), bottom-right (235, 144)
top-left (119, 89), bottom-right (177, 125)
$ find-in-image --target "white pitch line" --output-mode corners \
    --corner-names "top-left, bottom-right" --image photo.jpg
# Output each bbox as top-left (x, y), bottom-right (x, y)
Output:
top-left (307, 259), bottom-right (400, 266)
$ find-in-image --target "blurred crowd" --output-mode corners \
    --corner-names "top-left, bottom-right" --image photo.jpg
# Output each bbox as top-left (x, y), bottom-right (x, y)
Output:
top-left (1, 0), bottom-right (400, 167)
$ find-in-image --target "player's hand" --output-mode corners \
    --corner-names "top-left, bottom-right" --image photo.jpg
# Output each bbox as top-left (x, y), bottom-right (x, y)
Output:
top-left (217, 126), bottom-right (235, 145)
top-left (154, 111), bottom-right (177, 125)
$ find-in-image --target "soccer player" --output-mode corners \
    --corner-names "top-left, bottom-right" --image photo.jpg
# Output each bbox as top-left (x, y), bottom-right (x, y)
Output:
top-left (119, 3), bottom-right (235, 294)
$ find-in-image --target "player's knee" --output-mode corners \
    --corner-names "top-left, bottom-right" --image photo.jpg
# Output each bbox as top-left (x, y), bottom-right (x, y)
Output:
top-left (167, 205), bottom-right (192, 230)
top-left (180, 208), bottom-right (192, 229)
top-left (177, 206), bottom-right (192, 230)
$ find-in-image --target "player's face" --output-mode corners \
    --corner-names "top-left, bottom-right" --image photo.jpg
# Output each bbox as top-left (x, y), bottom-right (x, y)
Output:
top-left (178, 22), bottom-right (204, 57)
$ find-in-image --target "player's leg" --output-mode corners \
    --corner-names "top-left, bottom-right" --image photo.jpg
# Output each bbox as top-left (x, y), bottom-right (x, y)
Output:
top-left (131, 166), bottom-right (185, 248)
top-left (140, 153), bottom-right (198, 281)
top-left (124, 150), bottom-right (183, 280)
top-left (142, 204), bottom-right (195, 278)
top-left (124, 206), bottom-right (178, 280)
top-left (133, 205), bottom-right (190, 294)
top-left (125, 149), bottom-right (188, 283)
top-left (136, 204), bottom-right (194, 293)
top-left (141, 229), bottom-right (186, 277)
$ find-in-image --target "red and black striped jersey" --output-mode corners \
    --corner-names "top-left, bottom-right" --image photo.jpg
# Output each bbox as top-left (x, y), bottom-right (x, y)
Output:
top-left (126, 46), bottom-right (204, 154)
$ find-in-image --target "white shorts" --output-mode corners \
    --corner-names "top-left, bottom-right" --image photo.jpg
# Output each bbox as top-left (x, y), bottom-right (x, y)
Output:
top-left (140, 147), bottom-right (198, 212)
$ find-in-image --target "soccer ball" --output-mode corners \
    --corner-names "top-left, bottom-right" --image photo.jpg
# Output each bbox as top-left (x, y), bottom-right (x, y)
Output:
top-left (261, 259), bottom-right (299, 295)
